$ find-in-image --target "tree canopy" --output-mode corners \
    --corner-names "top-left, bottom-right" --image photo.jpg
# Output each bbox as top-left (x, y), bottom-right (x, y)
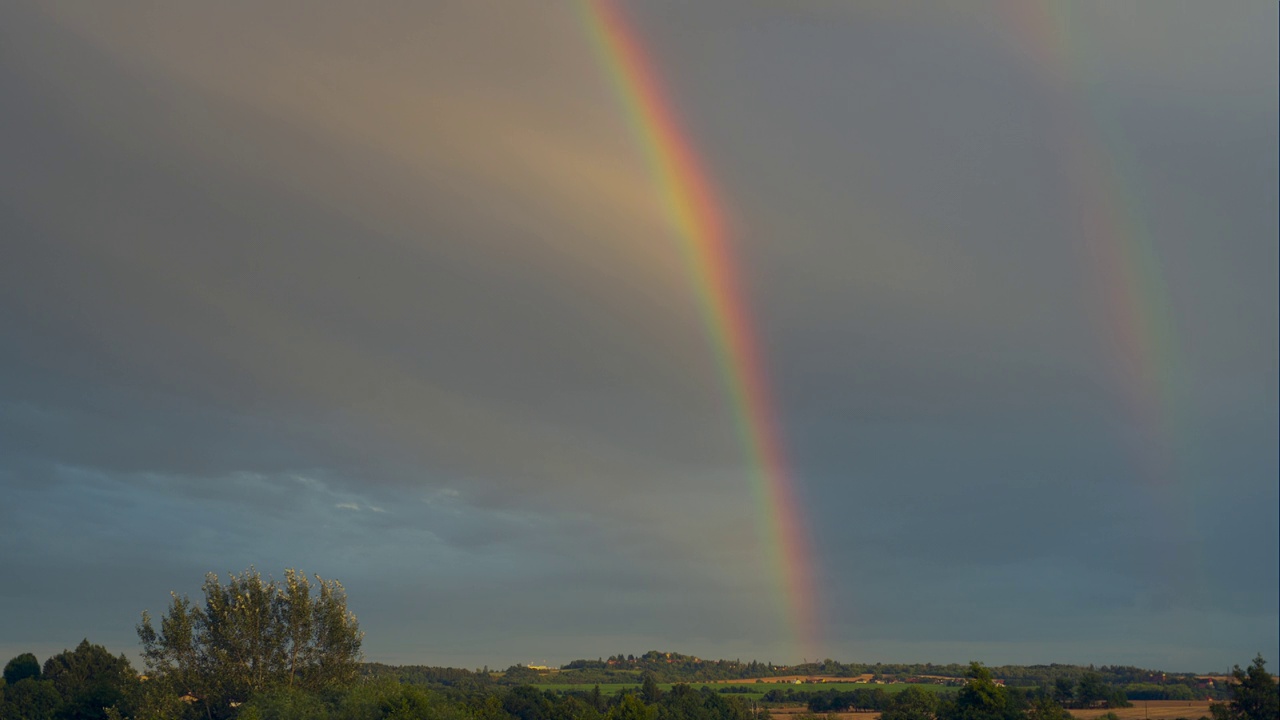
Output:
top-left (42, 639), bottom-right (139, 720)
top-left (137, 568), bottom-right (363, 719)
top-left (4, 652), bottom-right (42, 684)
top-left (1211, 655), bottom-right (1279, 720)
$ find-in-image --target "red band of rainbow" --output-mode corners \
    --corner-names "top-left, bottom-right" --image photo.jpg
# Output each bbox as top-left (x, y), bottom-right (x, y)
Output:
top-left (577, 0), bottom-right (821, 660)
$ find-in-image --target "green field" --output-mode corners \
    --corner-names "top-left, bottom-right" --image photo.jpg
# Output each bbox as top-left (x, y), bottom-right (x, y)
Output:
top-left (532, 682), bottom-right (955, 702)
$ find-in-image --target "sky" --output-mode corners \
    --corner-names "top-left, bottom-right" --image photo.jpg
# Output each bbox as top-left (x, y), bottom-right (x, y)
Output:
top-left (0, 1), bottom-right (1276, 674)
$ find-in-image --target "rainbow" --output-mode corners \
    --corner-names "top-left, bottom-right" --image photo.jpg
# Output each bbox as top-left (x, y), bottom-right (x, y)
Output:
top-left (1001, 1), bottom-right (1207, 599)
top-left (1003, 1), bottom-right (1184, 483)
top-left (576, 0), bottom-right (820, 659)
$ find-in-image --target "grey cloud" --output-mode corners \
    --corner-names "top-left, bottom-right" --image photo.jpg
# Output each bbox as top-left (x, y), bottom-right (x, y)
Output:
top-left (1, 0), bottom-right (1274, 671)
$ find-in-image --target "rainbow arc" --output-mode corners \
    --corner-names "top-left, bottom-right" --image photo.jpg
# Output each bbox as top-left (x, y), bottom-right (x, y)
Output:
top-left (577, 0), bottom-right (821, 659)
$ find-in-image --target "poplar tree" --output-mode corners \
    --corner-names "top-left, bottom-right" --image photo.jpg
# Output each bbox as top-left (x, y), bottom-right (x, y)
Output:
top-left (137, 568), bottom-right (362, 719)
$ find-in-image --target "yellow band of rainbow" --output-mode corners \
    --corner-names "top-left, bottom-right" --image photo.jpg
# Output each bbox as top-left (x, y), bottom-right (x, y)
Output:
top-left (577, 0), bottom-right (820, 660)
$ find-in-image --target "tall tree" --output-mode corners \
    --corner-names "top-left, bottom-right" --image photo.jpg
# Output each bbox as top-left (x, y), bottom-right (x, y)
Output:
top-left (137, 568), bottom-right (363, 719)
top-left (642, 672), bottom-right (662, 704)
top-left (1211, 655), bottom-right (1279, 720)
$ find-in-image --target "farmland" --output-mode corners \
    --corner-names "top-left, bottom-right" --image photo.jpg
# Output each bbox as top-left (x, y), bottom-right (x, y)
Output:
top-left (766, 706), bottom-right (1215, 720)
top-left (1070, 701), bottom-right (1215, 720)
top-left (532, 680), bottom-right (955, 702)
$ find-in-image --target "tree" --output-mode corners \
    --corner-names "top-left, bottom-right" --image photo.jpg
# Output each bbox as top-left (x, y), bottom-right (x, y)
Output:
top-left (42, 639), bottom-right (138, 720)
top-left (1025, 696), bottom-right (1072, 720)
top-left (610, 694), bottom-right (657, 720)
top-left (1211, 655), bottom-right (1279, 720)
top-left (642, 672), bottom-right (662, 704)
top-left (137, 568), bottom-right (363, 719)
top-left (945, 663), bottom-right (1013, 720)
top-left (1050, 679), bottom-right (1074, 707)
top-left (504, 685), bottom-right (556, 720)
top-left (1075, 671), bottom-right (1109, 708)
top-left (0, 677), bottom-right (63, 720)
top-left (881, 686), bottom-right (939, 720)
top-left (5, 652), bottom-right (41, 684)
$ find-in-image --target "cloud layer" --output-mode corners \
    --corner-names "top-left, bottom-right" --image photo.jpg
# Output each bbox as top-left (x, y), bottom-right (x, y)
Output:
top-left (1, 1), bottom-right (1275, 671)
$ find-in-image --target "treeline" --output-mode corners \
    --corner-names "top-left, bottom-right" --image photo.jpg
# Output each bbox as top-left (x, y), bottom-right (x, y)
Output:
top-left (365, 651), bottom-right (1224, 703)
top-left (801, 671), bottom-right (1084, 720)
top-left (796, 670), bottom-right (1133, 714)
top-left (550, 653), bottom-right (776, 684)
top-left (549, 654), bottom-right (1218, 695)
top-left (363, 663), bottom-right (491, 688)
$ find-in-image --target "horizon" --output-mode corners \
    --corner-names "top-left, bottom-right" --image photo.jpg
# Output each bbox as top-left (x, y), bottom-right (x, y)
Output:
top-left (1, 0), bottom-right (1276, 676)
top-left (11, 635), bottom-right (1266, 678)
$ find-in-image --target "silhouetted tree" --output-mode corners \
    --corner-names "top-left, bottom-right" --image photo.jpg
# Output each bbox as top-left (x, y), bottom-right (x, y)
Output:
top-left (4, 652), bottom-right (41, 684)
top-left (1211, 655), bottom-right (1279, 720)
top-left (42, 639), bottom-right (137, 720)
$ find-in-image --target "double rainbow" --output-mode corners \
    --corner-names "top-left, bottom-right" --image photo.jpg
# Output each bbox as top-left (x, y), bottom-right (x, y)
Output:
top-left (577, 0), bottom-right (820, 659)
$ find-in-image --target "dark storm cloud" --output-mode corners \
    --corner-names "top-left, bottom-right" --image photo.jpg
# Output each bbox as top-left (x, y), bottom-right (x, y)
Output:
top-left (0, 0), bottom-right (1274, 671)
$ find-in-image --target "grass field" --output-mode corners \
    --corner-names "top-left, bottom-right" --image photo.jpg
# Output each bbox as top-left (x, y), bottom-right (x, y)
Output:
top-left (531, 682), bottom-right (1214, 720)
top-left (533, 682), bottom-right (955, 701)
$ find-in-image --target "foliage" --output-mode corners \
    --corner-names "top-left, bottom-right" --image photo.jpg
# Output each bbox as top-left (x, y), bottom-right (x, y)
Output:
top-left (5, 652), bottom-right (42, 684)
top-left (1024, 695), bottom-right (1072, 720)
top-left (1122, 683), bottom-right (1198, 701)
top-left (235, 685), bottom-right (330, 720)
top-left (364, 664), bottom-right (491, 688)
top-left (0, 677), bottom-right (64, 719)
top-left (641, 674), bottom-right (662, 705)
top-left (881, 686), bottom-right (941, 720)
top-left (610, 694), bottom-right (657, 720)
top-left (946, 663), bottom-right (1014, 720)
top-left (805, 687), bottom-right (891, 712)
top-left (546, 654), bottom-right (1203, 692)
top-left (137, 568), bottom-right (363, 719)
top-left (1210, 656), bottom-right (1279, 720)
top-left (42, 639), bottom-right (139, 720)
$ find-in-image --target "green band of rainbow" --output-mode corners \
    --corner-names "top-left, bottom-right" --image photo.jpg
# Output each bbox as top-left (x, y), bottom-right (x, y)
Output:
top-left (1002, 0), bottom-right (1206, 604)
top-left (1004, 0), bottom-right (1183, 476)
top-left (577, 0), bottom-right (820, 659)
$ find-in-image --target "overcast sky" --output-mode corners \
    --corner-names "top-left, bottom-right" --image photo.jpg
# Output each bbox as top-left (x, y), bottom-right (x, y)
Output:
top-left (1, 1), bottom-right (1276, 674)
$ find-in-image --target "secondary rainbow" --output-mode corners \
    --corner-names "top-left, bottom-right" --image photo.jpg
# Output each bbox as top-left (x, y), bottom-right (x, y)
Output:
top-left (1001, 1), bottom-right (1207, 598)
top-left (576, 0), bottom-right (820, 659)
top-left (1003, 1), bottom-right (1185, 483)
